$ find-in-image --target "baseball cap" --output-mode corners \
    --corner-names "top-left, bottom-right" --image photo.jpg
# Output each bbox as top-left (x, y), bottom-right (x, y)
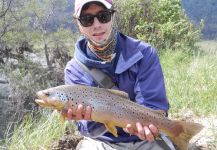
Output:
top-left (74, 0), bottom-right (113, 18)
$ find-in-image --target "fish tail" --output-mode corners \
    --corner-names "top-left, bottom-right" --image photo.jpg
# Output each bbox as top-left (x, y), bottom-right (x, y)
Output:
top-left (170, 121), bottom-right (203, 150)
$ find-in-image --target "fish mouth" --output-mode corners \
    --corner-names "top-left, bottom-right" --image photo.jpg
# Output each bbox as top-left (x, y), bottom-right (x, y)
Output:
top-left (35, 99), bottom-right (48, 106)
top-left (36, 90), bottom-right (49, 99)
top-left (35, 89), bottom-right (65, 110)
top-left (35, 99), bottom-right (64, 110)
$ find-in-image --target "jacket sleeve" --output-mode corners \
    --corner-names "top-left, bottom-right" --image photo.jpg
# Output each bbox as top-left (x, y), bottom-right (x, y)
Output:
top-left (134, 47), bottom-right (169, 113)
top-left (64, 59), bottom-right (107, 138)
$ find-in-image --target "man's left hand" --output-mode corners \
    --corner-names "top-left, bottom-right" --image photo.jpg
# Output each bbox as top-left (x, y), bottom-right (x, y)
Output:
top-left (123, 123), bottom-right (159, 142)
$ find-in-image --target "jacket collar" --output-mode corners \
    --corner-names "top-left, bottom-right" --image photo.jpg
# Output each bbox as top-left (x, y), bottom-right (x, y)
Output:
top-left (74, 32), bottom-right (144, 74)
top-left (115, 33), bottom-right (143, 74)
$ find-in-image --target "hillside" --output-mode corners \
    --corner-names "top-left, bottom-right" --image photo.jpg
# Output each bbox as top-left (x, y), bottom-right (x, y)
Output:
top-left (182, 0), bottom-right (217, 39)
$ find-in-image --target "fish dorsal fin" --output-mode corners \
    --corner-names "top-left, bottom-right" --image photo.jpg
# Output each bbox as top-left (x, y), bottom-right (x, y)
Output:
top-left (106, 89), bottom-right (129, 99)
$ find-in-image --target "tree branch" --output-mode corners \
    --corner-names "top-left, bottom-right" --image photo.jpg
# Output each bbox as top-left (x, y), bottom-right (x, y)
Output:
top-left (0, 0), bottom-right (13, 18)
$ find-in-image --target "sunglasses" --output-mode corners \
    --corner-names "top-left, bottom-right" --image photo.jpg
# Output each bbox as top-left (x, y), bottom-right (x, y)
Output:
top-left (77, 10), bottom-right (115, 27)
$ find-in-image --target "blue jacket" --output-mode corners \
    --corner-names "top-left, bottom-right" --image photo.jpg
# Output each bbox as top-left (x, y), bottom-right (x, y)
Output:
top-left (64, 32), bottom-right (169, 143)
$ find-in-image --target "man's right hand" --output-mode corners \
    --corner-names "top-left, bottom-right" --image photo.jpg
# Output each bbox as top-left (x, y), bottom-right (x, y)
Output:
top-left (61, 104), bottom-right (92, 121)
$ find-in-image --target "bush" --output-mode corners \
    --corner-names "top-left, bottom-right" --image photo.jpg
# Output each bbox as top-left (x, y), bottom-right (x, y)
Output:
top-left (115, 0), bottom-right (202, 50)
top-left (0, 60), bottom-right (58, 138)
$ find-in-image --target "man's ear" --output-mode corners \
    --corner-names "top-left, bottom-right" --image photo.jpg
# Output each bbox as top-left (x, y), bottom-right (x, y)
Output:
top-left (76, 21), bottom-right (83, 33)
top-left (72, 15), bottom-right (83, 33)
top-left (72, 13), bottom-right (78, 28)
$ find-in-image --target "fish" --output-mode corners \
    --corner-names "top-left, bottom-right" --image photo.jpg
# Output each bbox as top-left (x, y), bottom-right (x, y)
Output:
top-left (35, 84), bottom-right (203, 150)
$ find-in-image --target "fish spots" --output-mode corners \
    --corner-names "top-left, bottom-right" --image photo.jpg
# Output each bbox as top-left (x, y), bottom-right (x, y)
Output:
top-left (56, 92), bottom-right (68, 101)
top-left (68, 93), bottom-right (74, 101)
top-left (116, 112), bottom-right (125, 119)
top-left (81, 90), bottom-right (88, 96)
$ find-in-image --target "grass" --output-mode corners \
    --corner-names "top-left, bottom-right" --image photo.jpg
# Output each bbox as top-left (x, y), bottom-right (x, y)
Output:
top-left (3, 110), bottom-right (69, 150)
top-left (160, 42), bottom-right (217, 117)
top-left (2, 40), bottom-right (217, 149)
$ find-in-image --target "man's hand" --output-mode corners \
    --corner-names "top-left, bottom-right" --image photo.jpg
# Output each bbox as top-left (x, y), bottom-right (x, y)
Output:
top-left (123, 123), bottom-right (159, 142)
top-left (61, 104), bottom-right (92, 121)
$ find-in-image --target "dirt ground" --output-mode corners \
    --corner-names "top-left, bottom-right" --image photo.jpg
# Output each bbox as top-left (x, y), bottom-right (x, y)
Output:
top-left (51, 131), bottom-right (83, 150)
top-left (51, 110), bottom-right (217, 150)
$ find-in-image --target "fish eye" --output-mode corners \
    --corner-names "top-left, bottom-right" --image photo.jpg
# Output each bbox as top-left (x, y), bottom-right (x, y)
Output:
top-left (43, 91), bottom-right (50, 96)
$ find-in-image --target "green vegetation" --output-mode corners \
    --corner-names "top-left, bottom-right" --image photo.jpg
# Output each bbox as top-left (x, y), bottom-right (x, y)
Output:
top-left (2, 41), bottom-right (216, 149)
top-left (161, 43), bottom-right (217, 116)
top-left (5, 111), bottom-right (68, 150)
top-left (115, 0), bottom-right (200, 50)
top-left (1, 0), bottom-right (217, 149)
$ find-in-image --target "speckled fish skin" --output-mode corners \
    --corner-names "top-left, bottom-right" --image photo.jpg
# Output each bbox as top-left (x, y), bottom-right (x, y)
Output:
top-left (35, 84), bottom-right (203, 150)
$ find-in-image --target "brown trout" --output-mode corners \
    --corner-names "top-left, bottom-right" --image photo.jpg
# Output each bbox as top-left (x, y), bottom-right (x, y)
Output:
top-left (35, 84), bottom-right (203, 150)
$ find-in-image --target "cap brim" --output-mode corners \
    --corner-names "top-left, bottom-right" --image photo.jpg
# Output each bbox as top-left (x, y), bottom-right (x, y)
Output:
top-left (74, 0), bottom-right (112, 17)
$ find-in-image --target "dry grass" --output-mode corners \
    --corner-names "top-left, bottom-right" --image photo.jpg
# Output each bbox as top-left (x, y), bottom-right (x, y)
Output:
top-left (196, 40), bottom-right (217, 54)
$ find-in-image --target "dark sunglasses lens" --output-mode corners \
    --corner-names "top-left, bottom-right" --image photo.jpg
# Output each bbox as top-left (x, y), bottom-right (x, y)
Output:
top-left (79, 15), bottom-right (94, 27)
top-left (97, 11), bottom-right (112, 23)
top-left (79, 10), bottom-right (113, 27)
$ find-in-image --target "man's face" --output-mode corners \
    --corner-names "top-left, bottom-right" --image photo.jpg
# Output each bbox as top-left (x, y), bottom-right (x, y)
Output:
top-left (77, 4), bottom-right (113, 46)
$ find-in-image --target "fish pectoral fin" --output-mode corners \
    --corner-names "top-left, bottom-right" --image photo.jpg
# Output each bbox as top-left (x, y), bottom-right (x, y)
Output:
top-left (104, 122), bottom-right (118, 137)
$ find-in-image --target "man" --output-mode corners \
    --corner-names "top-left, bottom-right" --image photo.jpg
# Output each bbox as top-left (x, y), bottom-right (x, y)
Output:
top-left (63, 0), bottom-right (174, 149)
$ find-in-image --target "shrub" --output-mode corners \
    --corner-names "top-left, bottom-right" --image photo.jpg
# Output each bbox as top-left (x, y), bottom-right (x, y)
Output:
top-left (115, 0), bottom-right (202, 50)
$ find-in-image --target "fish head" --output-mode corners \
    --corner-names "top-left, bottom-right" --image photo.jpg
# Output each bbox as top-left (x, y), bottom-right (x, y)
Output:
top-left (35, 87), bottom-right (66, 110)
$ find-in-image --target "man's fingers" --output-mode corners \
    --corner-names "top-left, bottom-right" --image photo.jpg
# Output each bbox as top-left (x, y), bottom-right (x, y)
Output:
top-left (76, 104), bottom-right (84, 120)
top-left (136, 122), bottom-right (145, 140)
top-left (84, 106), bottom-right (92, 120)
top-left (124, 124), bottom-right (134, 135)
top-left (149, 124), bottom-right (159, 137)
top-left (60, 105), bottom-right (91, 121)
top-left (123, 123), bottom-right (159, 142)
top-left (144, 126), bottom-right (154, 142)
top-left (67, 108), bottom-right (73, 120)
